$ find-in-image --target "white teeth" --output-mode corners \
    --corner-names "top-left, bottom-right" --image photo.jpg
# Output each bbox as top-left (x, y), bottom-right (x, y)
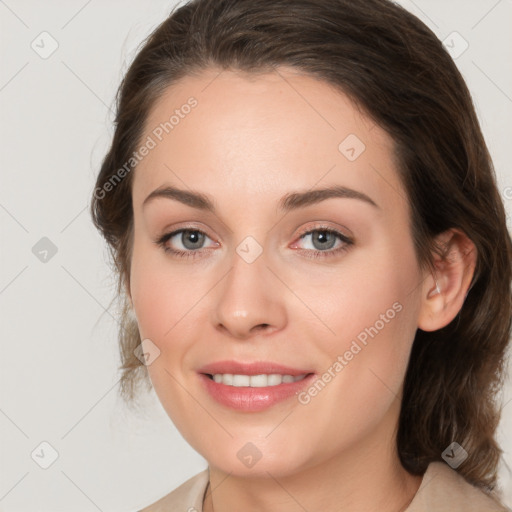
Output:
top-left (211, 373), bottom-right (307, 387)
top-left (267, 374), bottom-right (282, 386)
top-left (249, 374), bottom-right (268, 387)
top-left (232, 374), bottom-right (250, 387)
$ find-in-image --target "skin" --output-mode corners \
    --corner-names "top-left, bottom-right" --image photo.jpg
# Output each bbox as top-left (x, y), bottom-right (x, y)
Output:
top-left (128, 66), bottom-right (477, 512)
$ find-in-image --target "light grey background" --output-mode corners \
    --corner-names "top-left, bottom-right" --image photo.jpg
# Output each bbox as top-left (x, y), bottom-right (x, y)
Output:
top-left (0, 0), bottom-right (511, 510)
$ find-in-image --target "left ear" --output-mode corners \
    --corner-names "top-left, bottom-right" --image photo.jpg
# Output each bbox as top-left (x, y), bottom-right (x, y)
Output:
top-left (417, 228), bottom-right (477, 332)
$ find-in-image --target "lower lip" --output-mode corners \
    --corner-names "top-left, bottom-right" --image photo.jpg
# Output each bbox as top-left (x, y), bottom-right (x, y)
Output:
top-left (198, 373), bottom-right (316, 412)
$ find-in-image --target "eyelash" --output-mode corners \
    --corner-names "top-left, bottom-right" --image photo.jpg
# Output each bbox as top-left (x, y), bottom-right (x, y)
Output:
top-left (154, 225), bottom-right (354, 260)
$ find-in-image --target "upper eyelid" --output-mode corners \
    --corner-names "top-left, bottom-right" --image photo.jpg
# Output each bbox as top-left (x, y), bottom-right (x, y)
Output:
top-left (297, 223), bottom-right (351, 237)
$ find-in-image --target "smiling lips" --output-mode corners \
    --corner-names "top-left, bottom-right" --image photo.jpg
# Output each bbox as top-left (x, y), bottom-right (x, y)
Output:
top-left (198, 360), bottom-right (316, 412)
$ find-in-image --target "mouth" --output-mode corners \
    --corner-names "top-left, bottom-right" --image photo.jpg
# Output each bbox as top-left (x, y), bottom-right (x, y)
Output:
top-left (203, 373), bottom-right (311, 387)
top-left (197, 361), bottom-right (316, 412)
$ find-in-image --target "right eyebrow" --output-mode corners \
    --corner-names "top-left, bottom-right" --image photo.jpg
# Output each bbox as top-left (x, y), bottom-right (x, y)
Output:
top-left (143, 185), bottom-right (215, 211)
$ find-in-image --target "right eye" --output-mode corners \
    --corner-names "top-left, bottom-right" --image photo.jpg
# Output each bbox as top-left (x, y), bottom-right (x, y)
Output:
top-left (155, 228), bottom-right (219, 259)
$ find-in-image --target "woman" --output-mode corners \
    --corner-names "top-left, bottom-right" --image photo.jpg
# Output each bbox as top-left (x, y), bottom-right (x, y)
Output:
top-left (90, 0), bottom-right (512, 510)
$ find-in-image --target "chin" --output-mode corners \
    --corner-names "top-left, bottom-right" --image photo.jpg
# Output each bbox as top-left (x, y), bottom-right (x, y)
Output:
top-left (195, 436), bottom-right (313, 478)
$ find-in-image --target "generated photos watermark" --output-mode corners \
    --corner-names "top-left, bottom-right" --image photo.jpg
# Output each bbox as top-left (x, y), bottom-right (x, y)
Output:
top-left (298, 301), bottom-right (403, 405)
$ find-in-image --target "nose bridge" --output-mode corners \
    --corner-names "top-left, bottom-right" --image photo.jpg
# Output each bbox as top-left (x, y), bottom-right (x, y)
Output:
top-left (211, 234), bottom-right (286, 338)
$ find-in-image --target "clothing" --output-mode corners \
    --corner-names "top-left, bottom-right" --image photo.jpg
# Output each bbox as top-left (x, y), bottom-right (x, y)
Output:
top-left (138, 461), bottom-right (510, 511)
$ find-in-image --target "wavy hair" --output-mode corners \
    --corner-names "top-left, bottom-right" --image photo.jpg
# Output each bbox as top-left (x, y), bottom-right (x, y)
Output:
top-left (90, 0), bottom-right (512, 492)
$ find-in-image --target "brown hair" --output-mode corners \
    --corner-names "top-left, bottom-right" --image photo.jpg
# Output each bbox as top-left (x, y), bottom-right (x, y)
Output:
top-left (90, 0), bottom-right (512, 493)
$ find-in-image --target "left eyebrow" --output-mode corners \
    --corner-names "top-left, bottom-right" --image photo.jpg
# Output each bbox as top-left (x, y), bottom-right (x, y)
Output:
top-left (142, 184), bottom-right (380, 212)
top-left (278, 185), bottom-right (380, 211)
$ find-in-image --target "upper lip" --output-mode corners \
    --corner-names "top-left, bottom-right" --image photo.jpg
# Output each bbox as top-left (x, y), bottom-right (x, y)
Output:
top-left (198, 360), bottom-right (314, 376)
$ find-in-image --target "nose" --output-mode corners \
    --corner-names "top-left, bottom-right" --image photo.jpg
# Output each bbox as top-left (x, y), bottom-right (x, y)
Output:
top-left (211, 245), bottom-right (287, 340)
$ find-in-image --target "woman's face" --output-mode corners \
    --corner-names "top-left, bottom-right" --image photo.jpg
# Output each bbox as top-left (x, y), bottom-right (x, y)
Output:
top-left (129, 66), bottom-right (428, 477)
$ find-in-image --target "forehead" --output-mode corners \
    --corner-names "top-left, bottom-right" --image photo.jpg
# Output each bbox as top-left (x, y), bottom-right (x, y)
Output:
top-left (132, 66), bottom-right (406, 215)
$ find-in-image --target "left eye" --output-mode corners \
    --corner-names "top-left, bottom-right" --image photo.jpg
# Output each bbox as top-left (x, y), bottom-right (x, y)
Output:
top-left (291, 228), bottom-right (353, 257)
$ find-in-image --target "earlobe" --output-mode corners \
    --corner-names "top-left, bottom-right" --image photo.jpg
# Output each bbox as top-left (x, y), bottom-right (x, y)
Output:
top-left (417, 229), bottom-right (477, 332)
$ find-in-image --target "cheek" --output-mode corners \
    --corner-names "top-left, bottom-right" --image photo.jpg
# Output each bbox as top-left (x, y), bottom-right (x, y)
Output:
top-left (288, 239), bottom-right (419, 353)
top-left (291, 263), bottom-right (419, 457)
top-left (130, 240), bottom-right (199, 342)
top-left (130, 263), bottom-right (170, 341)
top-left (291, 240), bottom-right (421, 421)
top-left (129, 245), bottom-right (199, 425)
top-left (327, 243), bottom-right (420, 391)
